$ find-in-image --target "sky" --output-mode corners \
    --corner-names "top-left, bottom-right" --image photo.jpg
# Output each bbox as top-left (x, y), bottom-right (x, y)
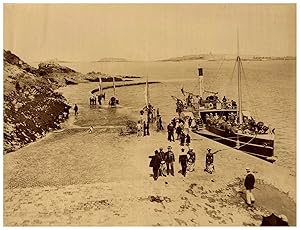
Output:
top-left (4, 4), bottom-right (296, 62)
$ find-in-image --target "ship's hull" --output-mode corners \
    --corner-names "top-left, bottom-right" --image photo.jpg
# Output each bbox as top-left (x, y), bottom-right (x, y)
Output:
top-left (193, 125), bottom-right (276, 163)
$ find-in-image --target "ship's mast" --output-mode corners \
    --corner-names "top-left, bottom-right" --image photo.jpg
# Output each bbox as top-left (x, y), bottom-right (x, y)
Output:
top-left (113, 76), bottom-right (116, 97)
top-left (98, 77), bottom-right (102, 95)
top-left (235, 30), bottom-right (242, 149)
top-left (145, 76), bottom-right (150, 109)
top-left (237, 30), bottom-right (243, 125)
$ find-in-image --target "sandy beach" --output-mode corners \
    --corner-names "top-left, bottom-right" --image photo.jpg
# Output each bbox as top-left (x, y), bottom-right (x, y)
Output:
top-left (4, 83), bottom-right (296, 226)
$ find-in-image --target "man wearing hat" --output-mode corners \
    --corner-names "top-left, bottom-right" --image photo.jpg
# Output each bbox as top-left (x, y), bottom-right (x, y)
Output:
top-left (165, 146), bottom-right (175, 176)
top-left (158, 147), bottom-right (167, 177)
top-left (150, 150), bottom-right (161, 181)
top-left (244, 167), bottom-right (255, 206)
top-left (179, 148), bottom-right (188, 177)
top-left (205, 148), bottom-right (221, 173)
top-left (187, 147), bottom-right (196, 172)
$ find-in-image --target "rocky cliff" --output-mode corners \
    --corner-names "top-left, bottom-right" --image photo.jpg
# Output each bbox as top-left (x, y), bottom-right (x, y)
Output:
top-left (4, 50), bottom-right (72, 153)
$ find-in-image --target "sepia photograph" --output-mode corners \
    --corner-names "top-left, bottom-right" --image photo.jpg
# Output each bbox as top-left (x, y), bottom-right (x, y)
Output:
top-left (3, 2), bottom-right (296, 226)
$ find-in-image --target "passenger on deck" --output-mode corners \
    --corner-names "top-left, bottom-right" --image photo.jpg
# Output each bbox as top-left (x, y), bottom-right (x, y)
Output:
top-left (214, 113), bottom-right (219, 120)
top-left (231, 100), bottom-right (237, 108)
top-left (222, 96), bottom-right (227, 103)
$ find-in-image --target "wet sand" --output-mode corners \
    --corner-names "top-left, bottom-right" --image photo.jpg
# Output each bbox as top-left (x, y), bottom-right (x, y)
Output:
top-left (4, 83), bottom-right (296, 226)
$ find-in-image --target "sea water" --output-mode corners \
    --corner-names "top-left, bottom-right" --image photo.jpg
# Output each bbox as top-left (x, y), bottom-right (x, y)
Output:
top-left (62, 60), bottom-right (296, 174)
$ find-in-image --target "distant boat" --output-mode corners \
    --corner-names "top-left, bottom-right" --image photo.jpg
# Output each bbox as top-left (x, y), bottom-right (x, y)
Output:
top-left (108, 76), bottom-right (120, 108)
top-left (142, 77), bottom-right (155, 123)
top-left (173, 46), bottom-right (276, 163)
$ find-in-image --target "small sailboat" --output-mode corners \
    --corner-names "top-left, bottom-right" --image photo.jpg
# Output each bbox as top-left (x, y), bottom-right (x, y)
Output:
top-left (108, 76), bottom-right (119, 108)
top-left (141, 77), bottom-right (155, 123)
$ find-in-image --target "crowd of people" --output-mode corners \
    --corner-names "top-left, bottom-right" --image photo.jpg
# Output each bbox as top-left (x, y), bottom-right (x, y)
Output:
top-left (137, 105), bottom-right (164, 137)
top-left (89, 93), bottom-right (106, 106)
top-left (206, 112), bottom-right (273, 135)
top-left (149, 146), bottom-right (196, 180)
top-left (177, 93), bottom-right (238, 112)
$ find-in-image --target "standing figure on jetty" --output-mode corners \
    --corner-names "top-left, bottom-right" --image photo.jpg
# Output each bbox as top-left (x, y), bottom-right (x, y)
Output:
top-left (186, 133), bottom-right (191, 146)
top-left (244, 167), bottom-right (256, 206)
top-left (158, 147), bottom-right (167, 177)
top-left (167, 123), bottom-right (175, 142)
top-left (179, 148), bottom-right (188, 177)
top-left (166, 146), bottom-right (175, 176)
top-left (156, 115), bottom-right (164, 131)
top-left (74, 104), bottom-right (79, 116)
top-left (176, 123), bottom-right (182, 140)
top-left (204, 148), bottom-right (218, 174)
top-left (143, 118), bottom-right (150, 136)
top-left (180, 132), bottom-right (186, 146)
top-left (140, 110), bottom-right (150, 136)
top-left (149, 150), bottom-right (161, 181)
top-left (187, 148), bottom-right (196, 172)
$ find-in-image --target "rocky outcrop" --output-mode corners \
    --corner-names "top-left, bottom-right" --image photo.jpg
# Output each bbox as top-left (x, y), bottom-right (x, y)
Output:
top-left (37, 61), bottom-right (84, 87)
top-left (4, 50), bottom-right (71, 153)
top-left (4, 50), bottom-right (37, 74)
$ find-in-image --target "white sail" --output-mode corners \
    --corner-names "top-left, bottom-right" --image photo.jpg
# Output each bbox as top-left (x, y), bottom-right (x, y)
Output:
top-left (98, 77), bottom-right (102, 95)
top-left (145, 77), bottom-right (150, 108)
top-left (113, 76), bottom-right (116, 97)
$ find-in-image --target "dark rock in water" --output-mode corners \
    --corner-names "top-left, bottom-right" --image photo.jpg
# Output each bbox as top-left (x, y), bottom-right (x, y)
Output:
top-left (65, 78), bottom-right (78, 85)
top-left (85, 76), bottom-right (123, 82)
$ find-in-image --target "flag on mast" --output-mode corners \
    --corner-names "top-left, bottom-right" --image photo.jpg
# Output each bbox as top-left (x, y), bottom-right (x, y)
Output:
top-left (113, 76), bottom-right (116, 97)
top-left (198, 68), bottom-right (203, 76)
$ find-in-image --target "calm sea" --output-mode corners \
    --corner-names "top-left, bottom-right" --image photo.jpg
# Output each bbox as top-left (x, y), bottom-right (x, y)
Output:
top-left (59, 60), bottom-right (296, 174)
